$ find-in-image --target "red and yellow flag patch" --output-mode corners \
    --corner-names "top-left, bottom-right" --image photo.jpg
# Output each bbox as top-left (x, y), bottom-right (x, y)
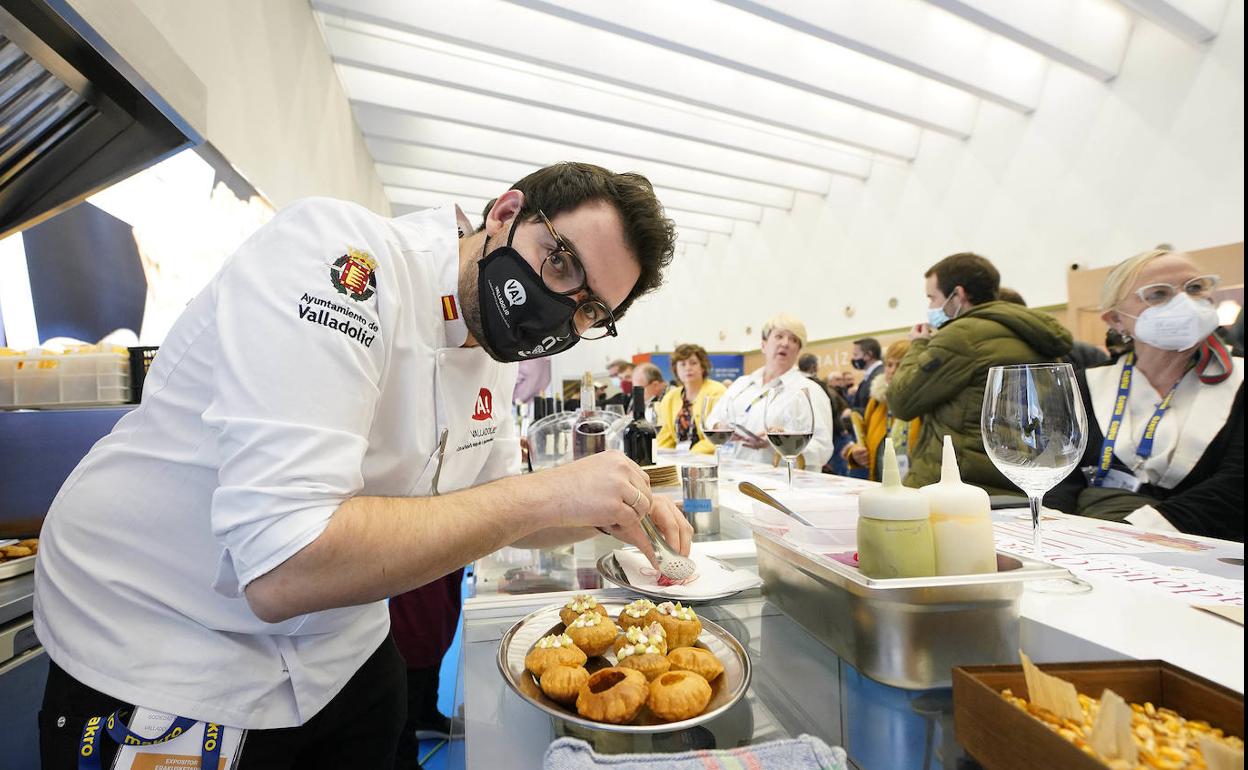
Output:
top-left (441, 295), bottom-right (459, 321)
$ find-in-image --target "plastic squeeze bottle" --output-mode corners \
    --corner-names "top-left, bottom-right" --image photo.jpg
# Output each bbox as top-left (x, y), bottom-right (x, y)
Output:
top-left (856, 438), bottom-right (936, 579)
top-left (922, 436), bottom-right (998, 576)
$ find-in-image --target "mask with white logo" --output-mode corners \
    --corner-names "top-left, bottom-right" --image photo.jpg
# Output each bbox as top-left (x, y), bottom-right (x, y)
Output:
top-left (1126, 293), bottom-right (1220, 352)
top-left (477, 215), bottom-right (580, 362)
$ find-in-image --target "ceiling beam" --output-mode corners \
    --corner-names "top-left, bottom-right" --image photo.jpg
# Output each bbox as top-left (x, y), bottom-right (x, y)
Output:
top-left (322, 22), bottom-right (870, 177)
top-left (375, 164), bottom-right (764, 223)
top-left (359, 112), bottom-right (799, 209)
top-left (338, 65), bottom-right (837, 194)
top-left (924, 0), bottom-right (1132, 81)
top-left (717, 0), bottom-right (1046, 113)
top-left (503, 0), bottom-right (979, 137)
top-left (1117, 0), bottom-right (1227, 44)
top-left (386, 186), bottom-right (728, 238)
top-left (311, 0), bottom-right (921, 159)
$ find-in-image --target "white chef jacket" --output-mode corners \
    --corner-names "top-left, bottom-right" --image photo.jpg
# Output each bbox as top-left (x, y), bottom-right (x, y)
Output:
top-left (707, 367), bottom-right (834, 468)
top-left (34, 199), bottom-right (519, 730)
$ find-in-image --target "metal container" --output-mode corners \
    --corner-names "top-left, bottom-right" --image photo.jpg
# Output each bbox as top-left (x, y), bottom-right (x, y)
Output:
top-left (680, 463), bottom-right (720, 536)
top-left (751, 527), bottom-right (1072, 690)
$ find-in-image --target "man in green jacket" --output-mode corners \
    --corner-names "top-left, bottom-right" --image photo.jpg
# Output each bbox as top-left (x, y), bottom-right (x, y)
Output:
top-left (889, 253), bottom-right (1073, 494)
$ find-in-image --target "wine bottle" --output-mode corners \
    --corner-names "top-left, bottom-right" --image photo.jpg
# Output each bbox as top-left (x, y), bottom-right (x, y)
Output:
top-left (622, 387), bottom-right (657, 466)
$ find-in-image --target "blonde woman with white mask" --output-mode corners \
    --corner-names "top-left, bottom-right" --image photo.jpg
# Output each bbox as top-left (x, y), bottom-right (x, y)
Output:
top-left (1045, 250), bottom-right (1242, 541)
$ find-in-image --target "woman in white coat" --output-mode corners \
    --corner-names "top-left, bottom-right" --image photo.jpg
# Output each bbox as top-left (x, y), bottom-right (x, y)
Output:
top-left (708, 314), bottom-right (835, 469)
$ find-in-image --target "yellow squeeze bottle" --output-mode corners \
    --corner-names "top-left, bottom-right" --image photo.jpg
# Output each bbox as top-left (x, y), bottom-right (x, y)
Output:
top-left (856, 438), bottom-right (936, 579)
top-left (922, 436), bottom-right (998, 576)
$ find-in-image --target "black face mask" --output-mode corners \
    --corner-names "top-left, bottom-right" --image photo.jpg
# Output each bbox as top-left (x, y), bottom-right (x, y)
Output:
top-left (477, 217), bottom-right (581, 362)
top-left (851, 357), bottom-right (867, 371)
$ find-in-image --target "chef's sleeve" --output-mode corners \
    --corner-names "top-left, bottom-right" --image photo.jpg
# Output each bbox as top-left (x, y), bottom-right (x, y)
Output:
top-left (203, 199), bottom-right (386, 593)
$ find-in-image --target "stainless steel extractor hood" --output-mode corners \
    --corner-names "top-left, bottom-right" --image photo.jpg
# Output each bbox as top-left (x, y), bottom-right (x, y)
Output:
top-left (0, 0), bottom-right (203, 240)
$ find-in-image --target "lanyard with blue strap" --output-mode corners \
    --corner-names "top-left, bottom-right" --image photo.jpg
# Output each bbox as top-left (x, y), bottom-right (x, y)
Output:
top-left (1090, 352), bottom-right (1185, 486)
top-left (79, 710), bottom-right (223, 770)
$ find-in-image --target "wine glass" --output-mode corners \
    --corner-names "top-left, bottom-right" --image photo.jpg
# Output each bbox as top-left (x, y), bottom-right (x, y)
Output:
top-left (764, 387), bottom-right (814, 491)
top-left (697, 394), bottom-right (735, 464)
top-left (981, 363), bottom-right (1091, 594)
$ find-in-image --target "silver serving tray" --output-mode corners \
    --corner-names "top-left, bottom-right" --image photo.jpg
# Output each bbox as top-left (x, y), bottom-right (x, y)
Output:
top-left (0, 554), bottom-right (36, 580)
top-left (596, 550), bottom-right (754, 604)
top-left (497, 600), bottom-right (752, 734)
top-left (750, 525), bottom-right (1073, 689)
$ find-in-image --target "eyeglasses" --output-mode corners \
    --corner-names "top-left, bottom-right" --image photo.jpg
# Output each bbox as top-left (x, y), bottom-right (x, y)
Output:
top-left (536, 209), bottom-right (618, 341)
top-left (1133, 274), bottom-right (1220, 307)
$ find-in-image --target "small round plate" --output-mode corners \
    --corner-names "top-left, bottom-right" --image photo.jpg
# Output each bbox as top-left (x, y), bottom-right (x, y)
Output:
top-left (596, 550), bottom-right (751, 604)
top-left (497, 600), bottom-right (752, 734)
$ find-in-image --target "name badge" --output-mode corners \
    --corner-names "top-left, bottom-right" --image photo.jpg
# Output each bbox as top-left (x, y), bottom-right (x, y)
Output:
top-left (1083, 466), bottom-right (1142, 492)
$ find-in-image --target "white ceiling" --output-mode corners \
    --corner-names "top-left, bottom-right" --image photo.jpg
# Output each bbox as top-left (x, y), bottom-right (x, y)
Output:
top-left (311, 0), bottom-right (1229, 248)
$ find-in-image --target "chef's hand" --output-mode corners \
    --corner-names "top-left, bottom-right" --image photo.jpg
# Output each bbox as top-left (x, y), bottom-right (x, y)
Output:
top-left (909, 322), bottom-right (933, 341)
top-left (540, 451), bottom-right (693, 567)
top-left (844, 444), bottom-right (869, 466)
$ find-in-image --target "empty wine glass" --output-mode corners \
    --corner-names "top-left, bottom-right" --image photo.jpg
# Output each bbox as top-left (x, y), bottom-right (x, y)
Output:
top-left (697, 394), bottom-right (735, 463)
top-left (764, 387), bottom-right (814, 491)
top-left (981, 363), bottom-right (1091, 594)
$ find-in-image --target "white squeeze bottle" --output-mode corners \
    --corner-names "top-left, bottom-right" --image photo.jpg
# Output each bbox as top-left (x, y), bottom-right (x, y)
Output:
top-left (856, 438), bottom-right (936, 579)
top-left (922, 435), bottom-right (998, 576)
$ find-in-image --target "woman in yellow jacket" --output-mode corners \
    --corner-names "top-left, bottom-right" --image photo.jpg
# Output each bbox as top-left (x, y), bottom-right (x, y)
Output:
top-left (656, 343), bottom-right (727, 454)
top-left (844, 339), bottom-right (922, 481)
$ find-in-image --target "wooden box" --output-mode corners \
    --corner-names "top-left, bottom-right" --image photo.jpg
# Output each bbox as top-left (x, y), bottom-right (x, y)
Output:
top-left (953, 660), bottom-right (1244, 770)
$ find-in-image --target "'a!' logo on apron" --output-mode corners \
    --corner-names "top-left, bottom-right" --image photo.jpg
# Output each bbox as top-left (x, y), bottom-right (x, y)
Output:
top-left (472, 388), bottom-right (493, 421)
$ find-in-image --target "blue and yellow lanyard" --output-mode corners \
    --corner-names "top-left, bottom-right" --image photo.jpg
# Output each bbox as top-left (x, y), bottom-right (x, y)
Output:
top-left (79, 711), bottom-right (223, 770)
top-left (1090, 353), bottom-right (1183, 487)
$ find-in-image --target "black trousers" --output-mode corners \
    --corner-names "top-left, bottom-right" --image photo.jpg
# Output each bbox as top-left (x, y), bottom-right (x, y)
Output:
top-left (40, 635), bottom-right (406, 770)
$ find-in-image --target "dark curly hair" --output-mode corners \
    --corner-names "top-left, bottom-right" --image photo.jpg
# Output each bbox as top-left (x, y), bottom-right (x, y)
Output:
top-left (503, 162), bottom-right (677, 319)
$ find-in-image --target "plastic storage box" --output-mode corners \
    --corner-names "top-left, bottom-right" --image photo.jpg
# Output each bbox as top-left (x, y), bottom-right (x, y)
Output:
top-left (0, 349), bottom-right (131, 408)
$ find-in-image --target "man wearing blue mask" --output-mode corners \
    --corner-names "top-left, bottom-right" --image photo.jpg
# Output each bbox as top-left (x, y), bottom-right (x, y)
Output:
top-left (888, 252), bottom-right (1073, 493)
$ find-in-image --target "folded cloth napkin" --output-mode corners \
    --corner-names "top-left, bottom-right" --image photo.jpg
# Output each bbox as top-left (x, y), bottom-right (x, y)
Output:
top-left (543, 735), bottom-right (848, 770)
top-left (614, 547), bottom-right (763, 599)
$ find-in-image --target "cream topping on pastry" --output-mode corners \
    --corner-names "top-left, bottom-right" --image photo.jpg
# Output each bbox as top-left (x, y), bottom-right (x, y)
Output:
top-left (657, 601), bottom-right (697, 620)
top-left (536, 633), bottom-right (576, 649)
top-left (567, 595), bottom-right (599, 612)
top-left (622, 598), bottom-right (656, 618)
top-left (623, 624), bottom-right (665, 650)
top-left (571, 611), bottom-right (604, 628)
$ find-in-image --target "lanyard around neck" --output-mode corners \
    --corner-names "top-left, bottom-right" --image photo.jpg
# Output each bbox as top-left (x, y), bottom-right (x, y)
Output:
top-left (1090, 353), bottom-right (1187, 485)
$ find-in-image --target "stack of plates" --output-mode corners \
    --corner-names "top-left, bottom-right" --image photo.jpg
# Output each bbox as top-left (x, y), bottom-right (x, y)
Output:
top-left (642, 464), bottom-right (679, 487)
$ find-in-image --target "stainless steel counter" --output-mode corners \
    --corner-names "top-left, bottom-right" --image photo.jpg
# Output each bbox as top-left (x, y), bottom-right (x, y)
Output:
top-left (456, 458), bottom-right (1242, 769)
top-left (457, 524), bottom-right (973, 770)
top-left (0, 573), bottom-right (34, 626)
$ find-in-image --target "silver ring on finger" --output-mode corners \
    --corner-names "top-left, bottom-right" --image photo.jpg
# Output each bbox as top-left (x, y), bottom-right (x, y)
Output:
top-left (628, 486), bottom-right (643, 512)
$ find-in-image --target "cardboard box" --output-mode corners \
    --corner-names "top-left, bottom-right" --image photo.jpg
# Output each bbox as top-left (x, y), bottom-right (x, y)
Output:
top-left (954, 660), bottom-right (1244, 770)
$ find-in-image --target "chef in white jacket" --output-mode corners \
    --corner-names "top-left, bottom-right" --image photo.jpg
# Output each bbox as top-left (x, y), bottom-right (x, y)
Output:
top-left (708, 314), bottom-right (835, 469)
top-left (34, 162), bottom-right (691, 769)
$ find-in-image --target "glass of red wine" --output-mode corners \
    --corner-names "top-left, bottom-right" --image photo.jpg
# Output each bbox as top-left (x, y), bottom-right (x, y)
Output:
top-left (697, 395), bottom-right (735, 464)
top-left (764, 387), bottom-right (814, 491)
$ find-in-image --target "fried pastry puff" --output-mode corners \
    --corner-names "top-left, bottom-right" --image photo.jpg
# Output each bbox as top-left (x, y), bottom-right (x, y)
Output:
top-left (647, 670), bottom-right (712, 722)
top-left (652, 601), bottom-right (702, 648)
top-left (539, 665), bottom-right (589, 705)
top-left (575, 667), bottom-right (649, 724)
top-left (667, 646), bottom-right (724, 682)
top-left (559, 594), bottom-right (609, 626)
top-left (565, 610), bottom-right (618, 657)
top-left (617, 598), bottom-right (657, 631)
top-left (525, 633), bottom-right (587, 677)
